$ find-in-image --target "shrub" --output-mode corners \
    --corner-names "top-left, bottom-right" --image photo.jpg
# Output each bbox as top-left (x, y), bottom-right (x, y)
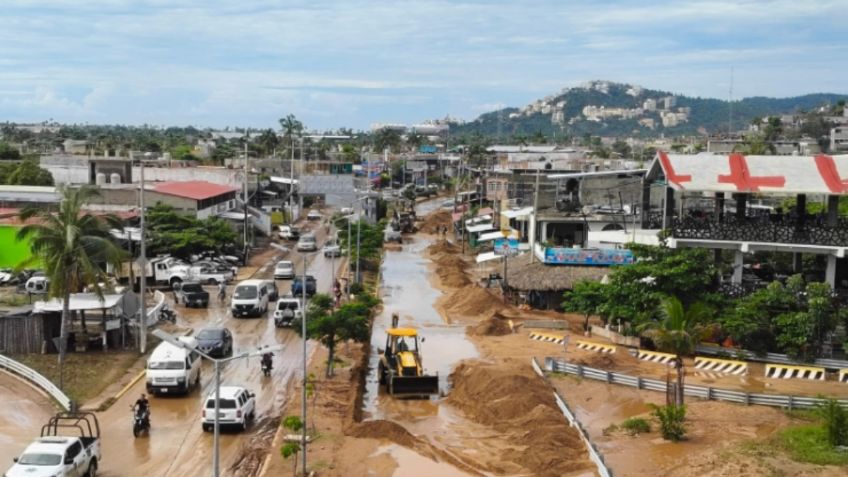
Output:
top-left (621, 417), bottom-right (651, 435)
top-left (816, 398), bottom-right (848, 447)
top-left (650, 404), bottom-right (686, 442)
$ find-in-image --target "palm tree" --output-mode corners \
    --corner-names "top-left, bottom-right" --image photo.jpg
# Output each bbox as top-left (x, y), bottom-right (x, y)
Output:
top-left (17, 185), bottom-right (125, 390)
top-left (639, 296), bottom-right (708, 406)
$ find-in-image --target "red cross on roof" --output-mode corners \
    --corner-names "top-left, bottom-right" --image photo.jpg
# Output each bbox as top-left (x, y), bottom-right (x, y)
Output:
top-left (814, 155), bottom-right (848, 193)
top-left (657, 151), bottom-right (691, 187)
top-left (717, 154), bottom-right (785, 192)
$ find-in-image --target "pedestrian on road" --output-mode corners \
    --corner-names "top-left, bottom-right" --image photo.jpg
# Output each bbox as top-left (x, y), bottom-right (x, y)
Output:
top-left (217, 282), bottom-right (226, 303)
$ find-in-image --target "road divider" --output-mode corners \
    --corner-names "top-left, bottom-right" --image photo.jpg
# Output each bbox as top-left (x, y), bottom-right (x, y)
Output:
top-left (694, 356), bottom-right (747, 375)
top-left (528, 331), bottom-right (566, 345)
top-left (575, 340), bottom-right (616, 354)
top-left (631, 349), bottom-right (676, 366)
top-left (765, 364), bottom-right (825, 381)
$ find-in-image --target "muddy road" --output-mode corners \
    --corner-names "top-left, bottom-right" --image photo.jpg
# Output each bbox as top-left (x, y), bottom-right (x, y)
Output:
top-left (0, 372), bottom-right (57, 466)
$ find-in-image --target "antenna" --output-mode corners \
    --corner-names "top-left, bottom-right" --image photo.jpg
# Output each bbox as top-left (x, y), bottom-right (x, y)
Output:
top-left (728, 66), bottom-right (734, 136)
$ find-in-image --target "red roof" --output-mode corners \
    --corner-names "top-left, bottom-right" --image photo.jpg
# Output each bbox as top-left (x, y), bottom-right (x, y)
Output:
top-left (152, 181), bottom-right (239, 201)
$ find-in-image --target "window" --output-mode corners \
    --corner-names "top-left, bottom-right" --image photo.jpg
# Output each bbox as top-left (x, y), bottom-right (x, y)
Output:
top-left (66, 441), bottom-right (82, 460)
top-left (149, 361), bottom-right (185, 370)
top-left (17, 453), bottom-right (61, 466)
top-left (206, 398), bottom-right (237, 409)
top-left (234, 286), bottom-right (258, 299)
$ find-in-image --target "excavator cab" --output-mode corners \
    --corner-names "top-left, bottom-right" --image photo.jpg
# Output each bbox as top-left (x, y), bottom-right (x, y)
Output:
top-left (379, 328), bottom-right (439, 397)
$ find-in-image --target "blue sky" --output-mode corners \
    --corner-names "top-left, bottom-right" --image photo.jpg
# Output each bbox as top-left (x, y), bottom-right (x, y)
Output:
top-left (1, 0), bottom-right (846, 131)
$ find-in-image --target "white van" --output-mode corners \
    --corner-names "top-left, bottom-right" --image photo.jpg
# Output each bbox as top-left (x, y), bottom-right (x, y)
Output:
top-left (231, 279), bottom-right (276, 317)
top-left (146, 337), bottom-right (202, 395)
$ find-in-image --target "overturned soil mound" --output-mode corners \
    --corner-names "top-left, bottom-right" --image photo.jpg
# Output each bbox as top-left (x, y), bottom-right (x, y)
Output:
top-left (573, 353), bottom-right (617, 369)
top-left (447, 362), bottom-right (593, 477)
top-left (420, 210), bottom-right (452, 233)
top-left (345, 419), bottom-right (421, 449)
top-left (443, 285), bottom-right (504, 318)
top-left (427, 239), bottom-right (459, 256)
top-left (469, 315), bottom-right (513, 336)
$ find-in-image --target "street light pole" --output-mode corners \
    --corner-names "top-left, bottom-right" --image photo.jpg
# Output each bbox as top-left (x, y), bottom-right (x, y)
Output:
top-left (139, 158), bottom-right (147, 353)
top-left (243, 141), bottom-right (249, 264)
top-left (300, 257), bottom-right (310, 476)
top-left (151, 330), bottom-right (282, 477)
top-left (356, 205), bottom-right (361, 284)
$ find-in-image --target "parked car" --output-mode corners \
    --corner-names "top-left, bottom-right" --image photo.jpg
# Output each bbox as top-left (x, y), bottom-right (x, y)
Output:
top-left (195, 327), bottom-right (233, 358)
top-left (291, 275), bottom-right (317, 296)
top-left (174, 282), bottom-right (209, 308)
top-left (231, 279), bottom-right (276, 317)
top-left (5, 412), bottom-right (101, 477)
top-left (201, 386), bottom-right (256, 432)
top-left (323, 240), bottom-right (342, 257)
top-left (306, 209), bottom-right (322, 220)
top-left (384, 224), bottom-right (402, 243)
top-left (278, 225), bottom-right (301, 241)
top-left (274, 297), bottom-right (302, 327)
top-left (192, 259), bottom-right (238, 277)
top-left (296, 233), bottom-right (318, 252)
top-left (274, 260), bottom-right (295, 279)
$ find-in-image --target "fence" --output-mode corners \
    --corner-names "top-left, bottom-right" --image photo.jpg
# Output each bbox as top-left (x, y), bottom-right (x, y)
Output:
top-left (545, 357), bottom-right (848, 410)
top-left (144, 290), bottom-right (166, 326)
top-left (524, 319), bottom-right (569, 330)
top-left (532, 358), bottom-right (613, 477)
top-left (696, 345), bottom-right (848, 371)
top-left (0, 354), bottom-right (72, 411)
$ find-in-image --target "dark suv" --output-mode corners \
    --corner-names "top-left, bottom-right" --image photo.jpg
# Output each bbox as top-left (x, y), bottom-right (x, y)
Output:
top-left (291, 275), bottom-right (317, 296)
top-left (175, 282), bottom-right (209, 308)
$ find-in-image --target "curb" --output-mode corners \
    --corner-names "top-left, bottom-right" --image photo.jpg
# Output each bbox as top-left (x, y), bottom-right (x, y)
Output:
top-left (114, 370), bottom-right (146, 401)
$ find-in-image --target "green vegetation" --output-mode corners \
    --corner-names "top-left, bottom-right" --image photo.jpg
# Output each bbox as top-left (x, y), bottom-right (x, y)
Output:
top-left (280, 415), bottom-right (304, 477)
top-left (0, 158), bottom-right (54, 186)
top-left (145, 202), bottom-right (239, 258)
top-left (0, 225), bottom-right (35, 268)
top-left (17, 185), bottom-right (125, 390)
top-left (336, 218), bottom-right (387, 267)
top-left (776, 424), bottom-right (848, 466)
top-left (0, 142), bottom-right (22, 160)
top-left (651, 403), bottom-right (687, 442)
top-left (562, 280), bottom-right (606, 332)
top-left (817, 398), bottom-right (848, 447)
top-left (293, 292), bottom-right (378, 377)
top-left (621, 417), bottom-right (651, 435)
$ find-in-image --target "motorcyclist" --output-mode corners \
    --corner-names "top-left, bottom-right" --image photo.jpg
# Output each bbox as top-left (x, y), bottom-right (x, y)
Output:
top-left (261, 352), bottom-right (273, 373)
top-left (133, 394), bottom-right (150, 423)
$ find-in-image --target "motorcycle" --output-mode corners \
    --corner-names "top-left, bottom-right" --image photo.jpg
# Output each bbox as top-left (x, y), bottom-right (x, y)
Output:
top-left (158, 305), bottom-right (176, 324)
top-left (261, 356), bottom-right (273, 377)
top-left (132, 408), bottom-right (150, 437)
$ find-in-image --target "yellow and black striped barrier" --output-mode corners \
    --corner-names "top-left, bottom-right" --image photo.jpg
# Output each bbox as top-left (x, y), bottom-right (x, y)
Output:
top-left (765, 364), bottom-right (825, 381)
top-left (633, 349), bottom-right (676, 365)
top-left (528, 331), bottom-right (566, 345)
top-left (574, 340), bottom-right (616, 354)
top-left (693, 356), bottom-right (748, 376)
top-left (839, 369), bottom-right (848, 383)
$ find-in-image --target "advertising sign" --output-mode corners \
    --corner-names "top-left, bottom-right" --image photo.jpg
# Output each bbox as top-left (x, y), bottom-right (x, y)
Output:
top-left (543, 248), bottom-right (634, 266)
top-left (494, 238), bottom-right (520, 257)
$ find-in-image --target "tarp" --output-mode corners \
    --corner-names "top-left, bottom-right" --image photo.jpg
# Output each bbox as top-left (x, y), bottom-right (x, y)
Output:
top-left (466, 223), bottom-right (495, 233)
top-left (502, 207), bottom-right (534, 219)
top-left (35, 293), bottom-right (124, 313)
top-left (652, 151), bottom-right (848, 195)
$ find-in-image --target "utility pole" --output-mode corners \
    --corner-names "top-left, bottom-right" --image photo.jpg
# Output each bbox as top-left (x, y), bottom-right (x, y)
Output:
top-left (356, 201), bottom-right (362, 283)
top-left (243, 140), bottom-right (249, 264)
top-left (530, 168), bottom-right (540, 264)
top-left (139, 158), bottom-right (147, 353)
top-left (300, 260), bottom-right (309, 477)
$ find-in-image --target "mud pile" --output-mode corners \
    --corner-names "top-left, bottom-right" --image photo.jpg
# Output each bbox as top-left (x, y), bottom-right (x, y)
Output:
top-left (431, 255), bottom-right (471, 288)
top-left (469, 314), bottom-right (513, 336)
top-left (443, 285), bottom-right (504, 318)
top-left (426, 240), bottom-right (459, 255)
top-left (573, 353), bottom-right (617, 369)
top-left (447, 362), bottom-right (593, 477)
top-left (420, 210), bottom-right (452, 233)
top-left (346, 419), bottom-right (421, 449)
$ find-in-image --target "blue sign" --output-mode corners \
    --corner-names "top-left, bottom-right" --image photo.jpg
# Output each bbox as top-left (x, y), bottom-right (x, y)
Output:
top-left (543, 248), bottom-right (634, 266)
top-left (494, 238), bottom-right (520, 256)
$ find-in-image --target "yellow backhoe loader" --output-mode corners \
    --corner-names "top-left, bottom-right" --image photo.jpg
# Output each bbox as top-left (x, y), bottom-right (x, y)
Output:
top-left (378, 328), bottom-right (439, 397)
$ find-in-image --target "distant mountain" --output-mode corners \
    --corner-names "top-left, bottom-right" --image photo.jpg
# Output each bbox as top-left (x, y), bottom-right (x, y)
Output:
top-left (453, 80), bottom-right (847, 138)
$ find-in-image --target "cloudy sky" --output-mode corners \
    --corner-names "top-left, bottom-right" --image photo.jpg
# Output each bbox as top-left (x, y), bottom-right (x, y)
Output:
top-left (1, 0), bottom-right (845, 130)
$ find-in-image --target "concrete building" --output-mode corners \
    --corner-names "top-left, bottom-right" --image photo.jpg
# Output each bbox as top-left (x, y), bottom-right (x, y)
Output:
top-left (831, 127), bottom-right (848, 153)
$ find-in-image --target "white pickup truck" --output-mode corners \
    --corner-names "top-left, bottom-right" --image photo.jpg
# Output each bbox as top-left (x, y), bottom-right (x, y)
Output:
top-left (5, 412), bottom-right (101, 477)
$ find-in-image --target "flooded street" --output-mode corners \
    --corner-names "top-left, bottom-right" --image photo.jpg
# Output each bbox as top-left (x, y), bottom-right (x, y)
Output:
top-left (0, 373), bottom-right (56, 466)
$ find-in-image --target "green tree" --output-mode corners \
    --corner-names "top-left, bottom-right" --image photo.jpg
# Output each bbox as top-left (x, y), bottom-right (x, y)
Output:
top-left (292, 293), bottom-right (373, 377)
top-left (279, 415), bottom-right (303, 476)
top-left (16, 186), bottom-right (124, 390)
top-left (0, 142), bottom-right (21, 160)
top-left (562, 280), bottom-right (607, 332)
top-left (817, 398), bottom-right (848, 447)
top-left (341, 143), bottom-right (360, 163)
top-left (373, 129), bottom-right (402, 153)
top-left (256, 128), bottom-right (280, 157)
top-left (762, 116), bottom-right (783, 141)
top-left (146, 203), bottom-right (238, 258)
top-left (639, 296), bottom-right (708, 405)
top-left (733, 134), bottom-right (775, 155)
top-left (6, 159), bottom-right (54, 186)
top-left (279, 114), bottom-right (304, 157)
top-left (650, 403), bottom-right (687, 442)
top-left (611, 140), bottom-right (632, 158)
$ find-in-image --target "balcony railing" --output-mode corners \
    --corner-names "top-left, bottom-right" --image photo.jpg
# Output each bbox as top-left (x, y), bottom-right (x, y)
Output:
top-left (671, 214), bottom-right (848, 247)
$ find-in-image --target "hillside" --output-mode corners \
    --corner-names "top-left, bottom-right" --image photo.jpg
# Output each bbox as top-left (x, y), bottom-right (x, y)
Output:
top-left (453, 80), bottom-right (847, 138)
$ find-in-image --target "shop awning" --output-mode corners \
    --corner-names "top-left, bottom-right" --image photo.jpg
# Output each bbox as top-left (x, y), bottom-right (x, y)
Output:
top-left (467, 223), bottom-right (495, 233)
top-left (478, 230), bottom-right (520, 242)
top-left (502, 207), bottom-right (534, 219)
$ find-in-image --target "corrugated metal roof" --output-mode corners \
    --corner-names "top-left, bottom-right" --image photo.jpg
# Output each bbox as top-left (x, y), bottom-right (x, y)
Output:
top-left (654, 152), bottom-right (848, 195)
top-left (152, 181), bottom-right (239, 201)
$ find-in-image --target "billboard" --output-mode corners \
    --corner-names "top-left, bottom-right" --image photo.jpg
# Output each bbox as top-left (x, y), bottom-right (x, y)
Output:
top-left (494, 238), bottom-right (520, 257)
top-left (543, 247), bottom-right (634, 266)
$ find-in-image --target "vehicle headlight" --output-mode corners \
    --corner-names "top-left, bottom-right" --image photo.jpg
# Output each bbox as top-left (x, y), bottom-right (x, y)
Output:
top-left (177, 377), bottom-right (186, 383)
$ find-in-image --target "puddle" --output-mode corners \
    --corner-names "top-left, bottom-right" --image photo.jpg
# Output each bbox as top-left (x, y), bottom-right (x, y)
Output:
top-left (363, 238), bottom-right (478, 419)
top-left (372, 444), bottom-right (477, 477)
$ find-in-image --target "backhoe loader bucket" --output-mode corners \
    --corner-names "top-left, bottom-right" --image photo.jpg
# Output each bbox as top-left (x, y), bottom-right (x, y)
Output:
top-left (387, 374), bottom-right (439, 396)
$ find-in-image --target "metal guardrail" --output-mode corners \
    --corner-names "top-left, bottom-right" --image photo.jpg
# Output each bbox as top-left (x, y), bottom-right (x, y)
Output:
top-left (696, 345), bottom-right (848, 371)
top-left (524, 320), bottom-right (569, 330)
top-left (545, 357), bottom-right (848, 410)
top-left (532, 358), bottom-right (613, 477)
top-left (0, 354), bottom-right (72, 411)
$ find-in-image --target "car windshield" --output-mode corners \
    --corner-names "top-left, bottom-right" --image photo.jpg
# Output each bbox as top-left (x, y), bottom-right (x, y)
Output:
top-left (197, 329), bottom-right (224, 340)
top-left (149, 360), bottom-right (185, 370)
top-left (182, 284), bottom-right (203, 292)
top-left (276, 262), bottom-right (292, 270)
top-left (18, 453), bottom-right (61, 466)
top-left (277, 301), bottom-right (299, 310)
top-left (234, 286), bottom-right (257, 299)
top-left (300, 236), bottom-right (315, 243)
top-left (206, 398), bottom-right (237, 409)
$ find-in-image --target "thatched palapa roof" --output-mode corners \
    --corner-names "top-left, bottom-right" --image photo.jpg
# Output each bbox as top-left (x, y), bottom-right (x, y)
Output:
top-left (505, 256), bottom-right (608, 291)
